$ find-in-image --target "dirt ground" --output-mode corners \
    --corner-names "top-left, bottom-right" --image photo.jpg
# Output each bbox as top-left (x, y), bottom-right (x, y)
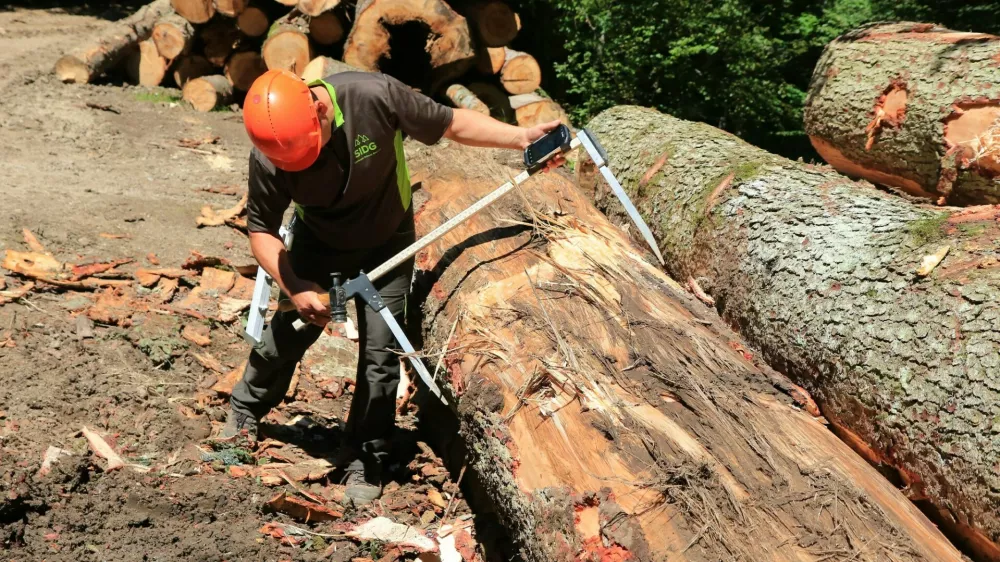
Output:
top-left (0, 4), bottom-right (477, 561)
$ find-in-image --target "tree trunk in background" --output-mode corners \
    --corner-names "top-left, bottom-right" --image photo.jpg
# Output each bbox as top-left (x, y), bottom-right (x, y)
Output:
top-left (173, 54), bottom-right (213, 86)
top-left (805, 22), bottom-right (1000, 205)
top-left (343, 0), bottom-right (475, 93)
top-left (225, 51), bottom-right (267, 90)
top-left (499, 48), bottom-right (540, 95)
top-left (297, 0), bottom-right (341, 17)
top-left (151, 13), bottom-right (194, 59)
top-left (54, 0), bottom-right (173, 84)
top-left (262, 10), bottom-right (312, 76)
top-left (583, 105), bottom-right (1000, 560)
top-left (182, 74), bottom-right (233, 111)
top-left (200, 20), bottom-right (240, 67)
top-left (300, 56), bottom-right (361, 82)
top-left (464, 0), bottom-right (518, 47)
top-left (445, 84), bottom-right (489, 114)
top-left (467, 81), bottom-right (514, 123)
top-left (170, 0), bottom-right (214, 24)
top-left (214, 0), bottom-right (248, 17)
top-left (236, 6), bottom-right (269, 37)
top-left (406, 140), bottom-right (962, 562)
top-left (509, 92), bottom-right (568, 128)
top-left (126, 38), bottom-right (168, 86)
top-left (308, 12), bottom-right (344, 46)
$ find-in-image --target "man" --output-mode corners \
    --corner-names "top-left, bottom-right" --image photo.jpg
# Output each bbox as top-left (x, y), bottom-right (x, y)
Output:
top-left (222, 68), bottom-right (563, 505)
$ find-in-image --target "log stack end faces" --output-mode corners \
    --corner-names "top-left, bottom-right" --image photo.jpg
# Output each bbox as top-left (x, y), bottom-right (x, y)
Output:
top-left (236, 6), bottom-right (270, 37)
top-left (262, 11), bottom-right (313, 77)
top-left (584, 105), bottom-right (1000, 559)
top-left (170, 0), bottom-right (215, 24)
top-left (805, 22), bottom-right (1000, 205)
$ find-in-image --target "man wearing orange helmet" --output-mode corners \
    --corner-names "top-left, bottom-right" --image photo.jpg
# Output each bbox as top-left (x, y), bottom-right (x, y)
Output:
top-left (224, 68), bottom-right (563, 505)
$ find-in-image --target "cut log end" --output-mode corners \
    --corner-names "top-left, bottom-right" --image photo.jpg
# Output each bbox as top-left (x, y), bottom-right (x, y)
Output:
top-left (500, 49), bottom-right (541, 95)
top-left (309, 12), bottom-right (344, 45)
top-left (215, 0), bottom-right (248, 17)
top-left (54, 56), bottom-right (90, 84)
top-left (509, 93), bottom-right (568, 128)
top-left (225, 51), bottom-right (268, 91)
top-left (200, 21), bottom-right (239, 67)
top-left (301, 56), bottom-right (360, 83)
top-left (236, 7), bottom-right (269, 37)
top-left (477, 46), bottom-right (505, 75)
top-left (263, 30), bottom-right (312, 76)
top-left (170, 0), bottom-right (215, 24)
top-left (151, 14), bottom-right (194, 60)
top-left (446, 84), bottom-right (489, 115)
top-left (183, 75), bottom-right (233, 112)
top-left (173, 55), bottom-right (214, 87)
top-left (298, 0), bottom-right (342, 17)
top-left (471, 0), bottom-right (518, 47)
top-left (127, 39), bottom-right (168, 87)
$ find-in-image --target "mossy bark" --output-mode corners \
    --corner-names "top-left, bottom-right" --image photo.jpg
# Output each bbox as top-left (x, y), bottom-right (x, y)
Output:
top-left (404, 140), bottom-right (962, 562)
top-left (584, 105), bottom-right (1000, 557)
top-left (805, 22), bottom-right (1000, 205)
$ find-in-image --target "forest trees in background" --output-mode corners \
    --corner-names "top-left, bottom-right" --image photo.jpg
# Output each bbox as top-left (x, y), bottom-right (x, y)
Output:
top-left (507, 0), bottom-right (1000, 160)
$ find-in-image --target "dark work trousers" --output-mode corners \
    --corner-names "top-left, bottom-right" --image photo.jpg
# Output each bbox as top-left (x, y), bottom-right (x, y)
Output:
top-left (230, 210), bottom-right (416, 470)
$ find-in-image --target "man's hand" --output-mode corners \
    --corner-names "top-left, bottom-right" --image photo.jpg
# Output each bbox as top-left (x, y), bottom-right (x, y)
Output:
top-left (521, 119), bottom-right (567, 172)
top-left (289, 281), bottom-right (331, 327)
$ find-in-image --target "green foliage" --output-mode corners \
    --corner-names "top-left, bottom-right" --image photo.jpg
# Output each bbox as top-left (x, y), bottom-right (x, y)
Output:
top-left (510, 0), bottom-right (1000, 159)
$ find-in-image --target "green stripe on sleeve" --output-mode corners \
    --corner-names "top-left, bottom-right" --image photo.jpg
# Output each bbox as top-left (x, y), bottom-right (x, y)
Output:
top-left (394, 130), bottom-right (411, 211)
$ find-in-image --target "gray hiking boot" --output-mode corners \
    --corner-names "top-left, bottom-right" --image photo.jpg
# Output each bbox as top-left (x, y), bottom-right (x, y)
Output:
top-left (219, 409), bottom-right (259, 442)
top-left (343, 466), bottom-right (383, 506)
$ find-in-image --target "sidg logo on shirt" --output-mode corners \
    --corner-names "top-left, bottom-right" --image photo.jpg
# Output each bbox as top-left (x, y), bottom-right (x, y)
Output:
top-left (354, 134), bottom-right (380, 163)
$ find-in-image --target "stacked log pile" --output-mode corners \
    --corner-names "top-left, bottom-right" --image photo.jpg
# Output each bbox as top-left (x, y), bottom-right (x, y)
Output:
top-left (54, 0), bottom-right (567, 126)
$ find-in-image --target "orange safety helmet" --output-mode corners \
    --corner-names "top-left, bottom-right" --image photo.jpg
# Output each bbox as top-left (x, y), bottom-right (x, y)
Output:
top-left (243, 69), bottom-right (322, 172)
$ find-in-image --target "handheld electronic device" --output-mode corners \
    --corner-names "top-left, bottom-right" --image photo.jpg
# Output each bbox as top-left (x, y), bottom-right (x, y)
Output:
top-left (523, 124), bottom-right (572, 173)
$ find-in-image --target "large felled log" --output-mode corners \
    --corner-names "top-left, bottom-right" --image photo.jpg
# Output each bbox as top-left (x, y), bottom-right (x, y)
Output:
top-left (583, 105), bottom-right (1000, 560)
top-left (806, 23), bottom-right (1000, 205)
top-left (262, 10), bottom-right (312, 76)
top-left (309, 12), bottom-right (344, 45)
top-left (182, 75), bottom-right (233, 111)
top-left (170, 0), bottom-right (214, 23)
top-left (499, 48), bottom-right (540, 95)
top-left (54, 0), bottom-right (173, 84)
top-left (300, 56), bottom-right (361, 82)
top-left (225, 51), bottom-right (267, 91)
top-left (343, 0), bottom-right (475, 93)
top-left (173, 54), bottom-right (213, 86)
top-left (406, 140), bottom-right (962, 562)
top-left (509, 93), bottom-right (568, 128)
top-left (126, 38), bottom-right (168, 86)
top-left (151, 13), bottom-right (194, 59)
top-left (445, 84), bottom-right (489, 115)
top-left (236, 6), bottom-right (269, 37)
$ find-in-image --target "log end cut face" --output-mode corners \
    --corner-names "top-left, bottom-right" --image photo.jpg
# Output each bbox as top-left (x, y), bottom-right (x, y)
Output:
top-left (944, 102), bottom-right (1000, 178)
top-left (54, 56), bottom-right (89, 84)
top-left (263, 31), bottom-right (312, 77)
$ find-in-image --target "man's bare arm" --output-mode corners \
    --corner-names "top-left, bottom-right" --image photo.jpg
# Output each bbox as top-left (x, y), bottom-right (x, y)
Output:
top-left (249, 231), bottom-right (330, 325)
top-left (443, 108), bottom-right (562, 150)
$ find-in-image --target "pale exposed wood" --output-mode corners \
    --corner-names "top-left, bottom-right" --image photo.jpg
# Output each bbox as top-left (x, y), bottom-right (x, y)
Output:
top-left (509, 92), bottom-right (569, 128)
top-left (476, 46), bottom-right (505, 75)
top-left (126, 38), bottom-right (168, 86)
top-left (499, 47), bottom-right (540, 95)
top-left (170, 0), bottom-right (214, 24)
top-left (262, 11), bottom-right (312, 76)
top-left (343, 0), bottom-right (475, 93)
top-left (214, 0), bottom-right (248, 17)
top-left (445, 84), bottom-right (489, 115)
top-left (151, 12), bottom-right (194, 59)
top-left (236, 6), bottom-right (269, 37)
top-left (466, 81), bottom-right (513, 123)
top-left (297, 0), bottom-right (341, 17)
top-left (300, 56), bottom-right (361, 82)
top-left (172, 54), bottom-right (214, 86)
top-left (225, 51), bottom-right (267, 90)
top-left (182, 75), bottom-right (233, 111)
top-left (54, 0), bottom-right (173, 84)
top-left (200, 20), bottom-right (240, 67)
top-left (309, 11), bottom-right (344, 45)
top-left (466, 0), bottom-right (517, 47)
top-left (407, 140), bottom-right (964, 562)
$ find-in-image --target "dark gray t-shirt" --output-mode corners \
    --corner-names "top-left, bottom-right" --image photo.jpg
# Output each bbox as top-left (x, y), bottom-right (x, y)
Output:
top-left (246, 72), bottom-right (454, 250)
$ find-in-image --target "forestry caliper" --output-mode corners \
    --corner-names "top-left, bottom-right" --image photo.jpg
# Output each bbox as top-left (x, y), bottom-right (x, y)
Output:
top-left (243, 125), bottom-right (664, 405)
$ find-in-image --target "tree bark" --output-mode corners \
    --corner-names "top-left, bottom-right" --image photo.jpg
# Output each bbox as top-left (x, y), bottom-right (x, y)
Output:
top-left (170, 0), bottom-right (214, 24)
top-left (225, 51), bottom-right (267, 90)
top-left (236, 5), bottom-right (269, 37)
top-left (182, 74), bottom-right (233, 111)
top-left (476, 46), bottom-right (505, 75)
top-left (308, 12), bottom-right (344, 45)
top-left (499, 48), bottom-right (540, 95)
top-left (172, 54), bottom-right (214, 86)
top-left (445, 84), bottom-right (489, 115)
top-left (214, 0), bottom-right (248, 17)
top-left (582, 105), bottom-right (1000, 560)
top-left (126, 38), bottom-right (168, 86)
top-left (405, 140), bottom-right (963, 562)
top-left (466, 81), bottom-right (514, 123)
top-left (464, 0), bottom-right (518, 47)
top-left (300, 56), bottom-right (361, 82)
top-left (54, 0), bottom-right (173, 84)
top-left (509, 92), bottom-right (568, 128)
top-left (297, 0), bottom-right (341, 17)
top-left (200, 19), bottom-right (240, 67)
top-left (805, 22), bottom-right (1000, 206)
top-left (342, 0), bottom-right (475, 93)
top-left (262, 10), bottom-right (312, 76)
top-left (151, 12), bottom-right (193, 59)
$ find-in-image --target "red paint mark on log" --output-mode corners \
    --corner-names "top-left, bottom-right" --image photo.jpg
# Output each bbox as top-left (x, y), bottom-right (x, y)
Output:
top-left (705, 172), bottom-right (735, 216)
top-left (638, 150), bottom-right (672, 189)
